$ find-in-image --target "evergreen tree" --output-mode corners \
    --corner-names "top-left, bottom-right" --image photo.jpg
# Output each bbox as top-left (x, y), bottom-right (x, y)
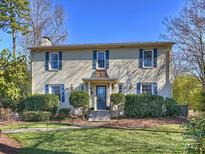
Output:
top-left (0, 0), bottom-right (30, 57)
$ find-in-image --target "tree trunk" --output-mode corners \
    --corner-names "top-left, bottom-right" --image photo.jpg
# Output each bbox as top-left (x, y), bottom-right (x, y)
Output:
top-left (12, 29), bottom-right (16, 58)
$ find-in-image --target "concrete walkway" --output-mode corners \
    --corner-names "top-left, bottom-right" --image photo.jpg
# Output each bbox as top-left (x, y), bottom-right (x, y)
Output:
top-left (2, 126), bottom-right (82, 134)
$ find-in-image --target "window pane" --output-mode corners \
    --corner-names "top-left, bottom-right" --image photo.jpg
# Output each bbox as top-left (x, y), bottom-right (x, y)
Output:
top-left (50, 54), bottom-right (59, 69)
top-left (144, 51), bottom-right (152, 67)
top-left (142, 84), bottom-right (152, 94)
top-left (119, 84), bottom-right (123, 93)
top-left (98, 52), bottom-right (105, 68)
top-left (50, 85), bottom-right (61, 100)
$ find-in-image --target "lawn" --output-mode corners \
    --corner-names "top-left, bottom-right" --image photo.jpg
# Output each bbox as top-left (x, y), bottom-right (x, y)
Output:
top-left (10, 124), bottom-right (190, 154)
top-left (0, 122), bottom-right (71, 130)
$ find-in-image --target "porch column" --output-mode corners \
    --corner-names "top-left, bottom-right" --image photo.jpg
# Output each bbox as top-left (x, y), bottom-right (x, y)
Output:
top-left (88, 81), bottom-right (92, 108)
top-left (108, 81), bottom-right (112, 107)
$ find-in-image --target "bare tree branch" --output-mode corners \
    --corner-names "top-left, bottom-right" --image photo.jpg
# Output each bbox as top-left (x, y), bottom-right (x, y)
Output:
top-left (163, 0), bottom-right (205, 88)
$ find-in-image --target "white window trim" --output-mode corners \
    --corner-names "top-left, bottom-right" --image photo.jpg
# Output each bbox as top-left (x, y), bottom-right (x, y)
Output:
top-left (140, 83), bottom-right (154, 95)
top-left (48, 84), bottom-right (62, 102)
top-left (96, 51), bottom-right (106, 70)
top-left (49, 52), bottom-right (59, 70)
top-left (79, 83), bottom-right (85, 91)
top-left (118, 83), bottom-right (123, 93)
top-left (143, 50), bottom-right (154, 68)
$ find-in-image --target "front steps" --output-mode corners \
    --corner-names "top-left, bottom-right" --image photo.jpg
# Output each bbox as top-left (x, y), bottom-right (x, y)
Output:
top-left (88, 110), bottom-right (111, 121)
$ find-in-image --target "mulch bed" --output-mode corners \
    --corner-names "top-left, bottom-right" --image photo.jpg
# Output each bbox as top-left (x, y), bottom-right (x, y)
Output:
top-left (63, 117), bottom-right (187, 128)
top-left (0, 133), bottom-right (20, 154)
top-left (98, 117), bottom-right (187, 128)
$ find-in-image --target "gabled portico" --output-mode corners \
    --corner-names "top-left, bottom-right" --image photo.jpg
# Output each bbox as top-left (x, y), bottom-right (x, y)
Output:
top-left (82, 70), bottom-right (117, 111)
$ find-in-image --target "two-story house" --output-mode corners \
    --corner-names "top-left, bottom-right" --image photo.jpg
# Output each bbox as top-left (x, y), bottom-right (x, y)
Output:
top-left (30, 38), bottom-right (173, 118)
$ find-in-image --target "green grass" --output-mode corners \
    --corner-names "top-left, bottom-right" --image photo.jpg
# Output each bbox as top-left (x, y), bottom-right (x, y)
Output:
top-left (0, 122), bottom-right (71, 130)
top-left (10, 124), bottom-right (190, 154)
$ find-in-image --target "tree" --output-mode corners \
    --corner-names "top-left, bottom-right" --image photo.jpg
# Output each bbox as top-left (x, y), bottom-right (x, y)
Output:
top-left (0, 49), bottom-right (31, 111)
top-left (0, 0), bottom-right (30, 57)
top-left (19, 0), bottom-right (68, 58)
top-left (163, 0), bottom-right (205, 89)
top-left (110, 93), bottom-right (125, 119)
top-left (173, 75), bottom-right (203, 110)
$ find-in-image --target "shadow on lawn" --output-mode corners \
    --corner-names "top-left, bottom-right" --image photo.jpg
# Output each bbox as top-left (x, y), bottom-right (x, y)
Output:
top-left (20, 148), bottom-right (73, 154)
top-left (0, 143), bottom-right (19, 154)
top-left (15, 128), bottom-right (186, 154)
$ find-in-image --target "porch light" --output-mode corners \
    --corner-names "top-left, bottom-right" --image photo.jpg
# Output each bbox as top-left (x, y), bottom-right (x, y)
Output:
top-left (70, 83), bottom-right (73, 91)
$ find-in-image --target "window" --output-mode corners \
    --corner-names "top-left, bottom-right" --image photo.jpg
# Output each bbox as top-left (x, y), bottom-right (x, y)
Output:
top-left (97, 51), bottom-right (105, 69)
top-left (143, 50), bottom-right (153, 67)
top-left (79, 83), bottom-right (85, 91)
top-left (49, 85), bottom-right (61, 101)
top-left (141, 84), bottom-right (153, 94)
top-left (50, 53), bottom-right (59, 70)
top-left (118, 84), bottom-right (123, 93)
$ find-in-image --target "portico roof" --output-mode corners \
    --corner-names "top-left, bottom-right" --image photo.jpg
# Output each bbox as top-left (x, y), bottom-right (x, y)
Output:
top-left (82, 77), bottom-right (118, 83)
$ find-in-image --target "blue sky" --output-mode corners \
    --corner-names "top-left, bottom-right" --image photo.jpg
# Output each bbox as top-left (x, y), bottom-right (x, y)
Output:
top-left (0, 0), bottom-right (185, 50)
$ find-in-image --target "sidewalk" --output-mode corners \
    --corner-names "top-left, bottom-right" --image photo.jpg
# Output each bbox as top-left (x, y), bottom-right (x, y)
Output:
top-left (2, 126), bottom-right (82, 134)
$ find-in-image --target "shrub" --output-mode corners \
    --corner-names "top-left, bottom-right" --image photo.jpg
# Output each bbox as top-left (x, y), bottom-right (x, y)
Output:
top-left (184, 118), bottom-right (205, 154)
top-left (110, 93), bottom-right (125, 119)
top-left (23, 111), bottom-right (51, 122)
top-left (124, 94), bottom-right (164, 118)
top-left (164, 98), bottom-right (180, 117)
top-left (0, 108), bottom-right (12, 121)
top-left (110, 93), bottom-right (125, 106)
top-left (69, 91), bottom-right (89, 118)
top-left (55, 108), bottom-right (71, 120)
top-left (23, 94), bottom-right (59, 114)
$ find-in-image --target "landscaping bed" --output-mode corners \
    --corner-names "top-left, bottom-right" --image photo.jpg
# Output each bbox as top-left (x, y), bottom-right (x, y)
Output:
top-left (61, 117), bottom-right (187, 129)
top-left (0, 134), bottom-right (20, 154)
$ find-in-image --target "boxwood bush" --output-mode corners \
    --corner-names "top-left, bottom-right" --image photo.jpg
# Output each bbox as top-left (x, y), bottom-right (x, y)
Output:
top-left (54, 108), bottom-right (71, 120)
top-left (164, 98), bottom-right (180, 117)
top-left (23, 111), bottom-right (51, 121)
top-left (110, 93), bottom-right (125, 119)
top-left (69, 91), bottom-right (89, 118)
top-left (23, 94), bottom-right (59, 114)
top-left (125, 94), bottom-right (164, 118)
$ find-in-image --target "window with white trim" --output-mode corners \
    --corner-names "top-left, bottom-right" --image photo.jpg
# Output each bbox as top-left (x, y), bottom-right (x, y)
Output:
top-left (49, 85), bottom-right (61, 101)
top-left (141, 84), bottom-right (153, 94)
top-left (97, 51), bottom-right (106, 69)
top-left (143, 50), bottom-right (153, 67)
top-left (118, 84), bottom-right (123, 93)
top-left (49, 53), bottom-right (59, 70)
top-left (79, 83), bottom-right (85, 91)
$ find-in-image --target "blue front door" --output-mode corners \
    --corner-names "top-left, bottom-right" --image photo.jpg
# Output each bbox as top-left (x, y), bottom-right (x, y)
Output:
top-left (96, 86), bottom-right (106, 110)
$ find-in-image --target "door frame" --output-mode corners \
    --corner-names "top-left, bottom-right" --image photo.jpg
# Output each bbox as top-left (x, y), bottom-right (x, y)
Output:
top-left (96, 85), bottom-right (107, 110)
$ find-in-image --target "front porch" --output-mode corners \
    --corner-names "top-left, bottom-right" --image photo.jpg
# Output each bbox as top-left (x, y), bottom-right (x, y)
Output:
top-left (82, 78), bottom-right (118, 111)
top-left (82, 70), bottom-right (117, 121)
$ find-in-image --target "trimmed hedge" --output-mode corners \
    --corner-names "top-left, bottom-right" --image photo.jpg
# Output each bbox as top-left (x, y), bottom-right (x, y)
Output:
top-left (23, 94), bottom-right (59, 114)
top-left (69, 91), bottom-right (89, 117)
top-left (110, 93), bottom-right (125, 106)
top-left (54, 108), bottom-right (71, 120)
top-left (164, 98), bottom-right (180, 117)
top-left (125, 94), bottom-right (164, 118)
top-left (23, 111), bottom-right (51, 121)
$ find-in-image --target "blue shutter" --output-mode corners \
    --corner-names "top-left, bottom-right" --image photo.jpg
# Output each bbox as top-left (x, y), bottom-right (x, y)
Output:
top-left (45, 84), bottom-right (49, 94)
top-left (139, 49), bottom-right (143, 68)
top-left (153, 83), bottom-right (158, 95)
top-left (106, 50), bottom-right (109, 69)
top-left (45, 52), bottom-right (49, 70)
top-left (136, 83), bottom-right (141, 94)
top-left (92, 50), bottom-right (97, 69)
top-left (154, 48), bottom-right (157, 68)
top-left (59, 51), bottom-right (62, 70)
top-left (61, 84), bottom-right (65, 103)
